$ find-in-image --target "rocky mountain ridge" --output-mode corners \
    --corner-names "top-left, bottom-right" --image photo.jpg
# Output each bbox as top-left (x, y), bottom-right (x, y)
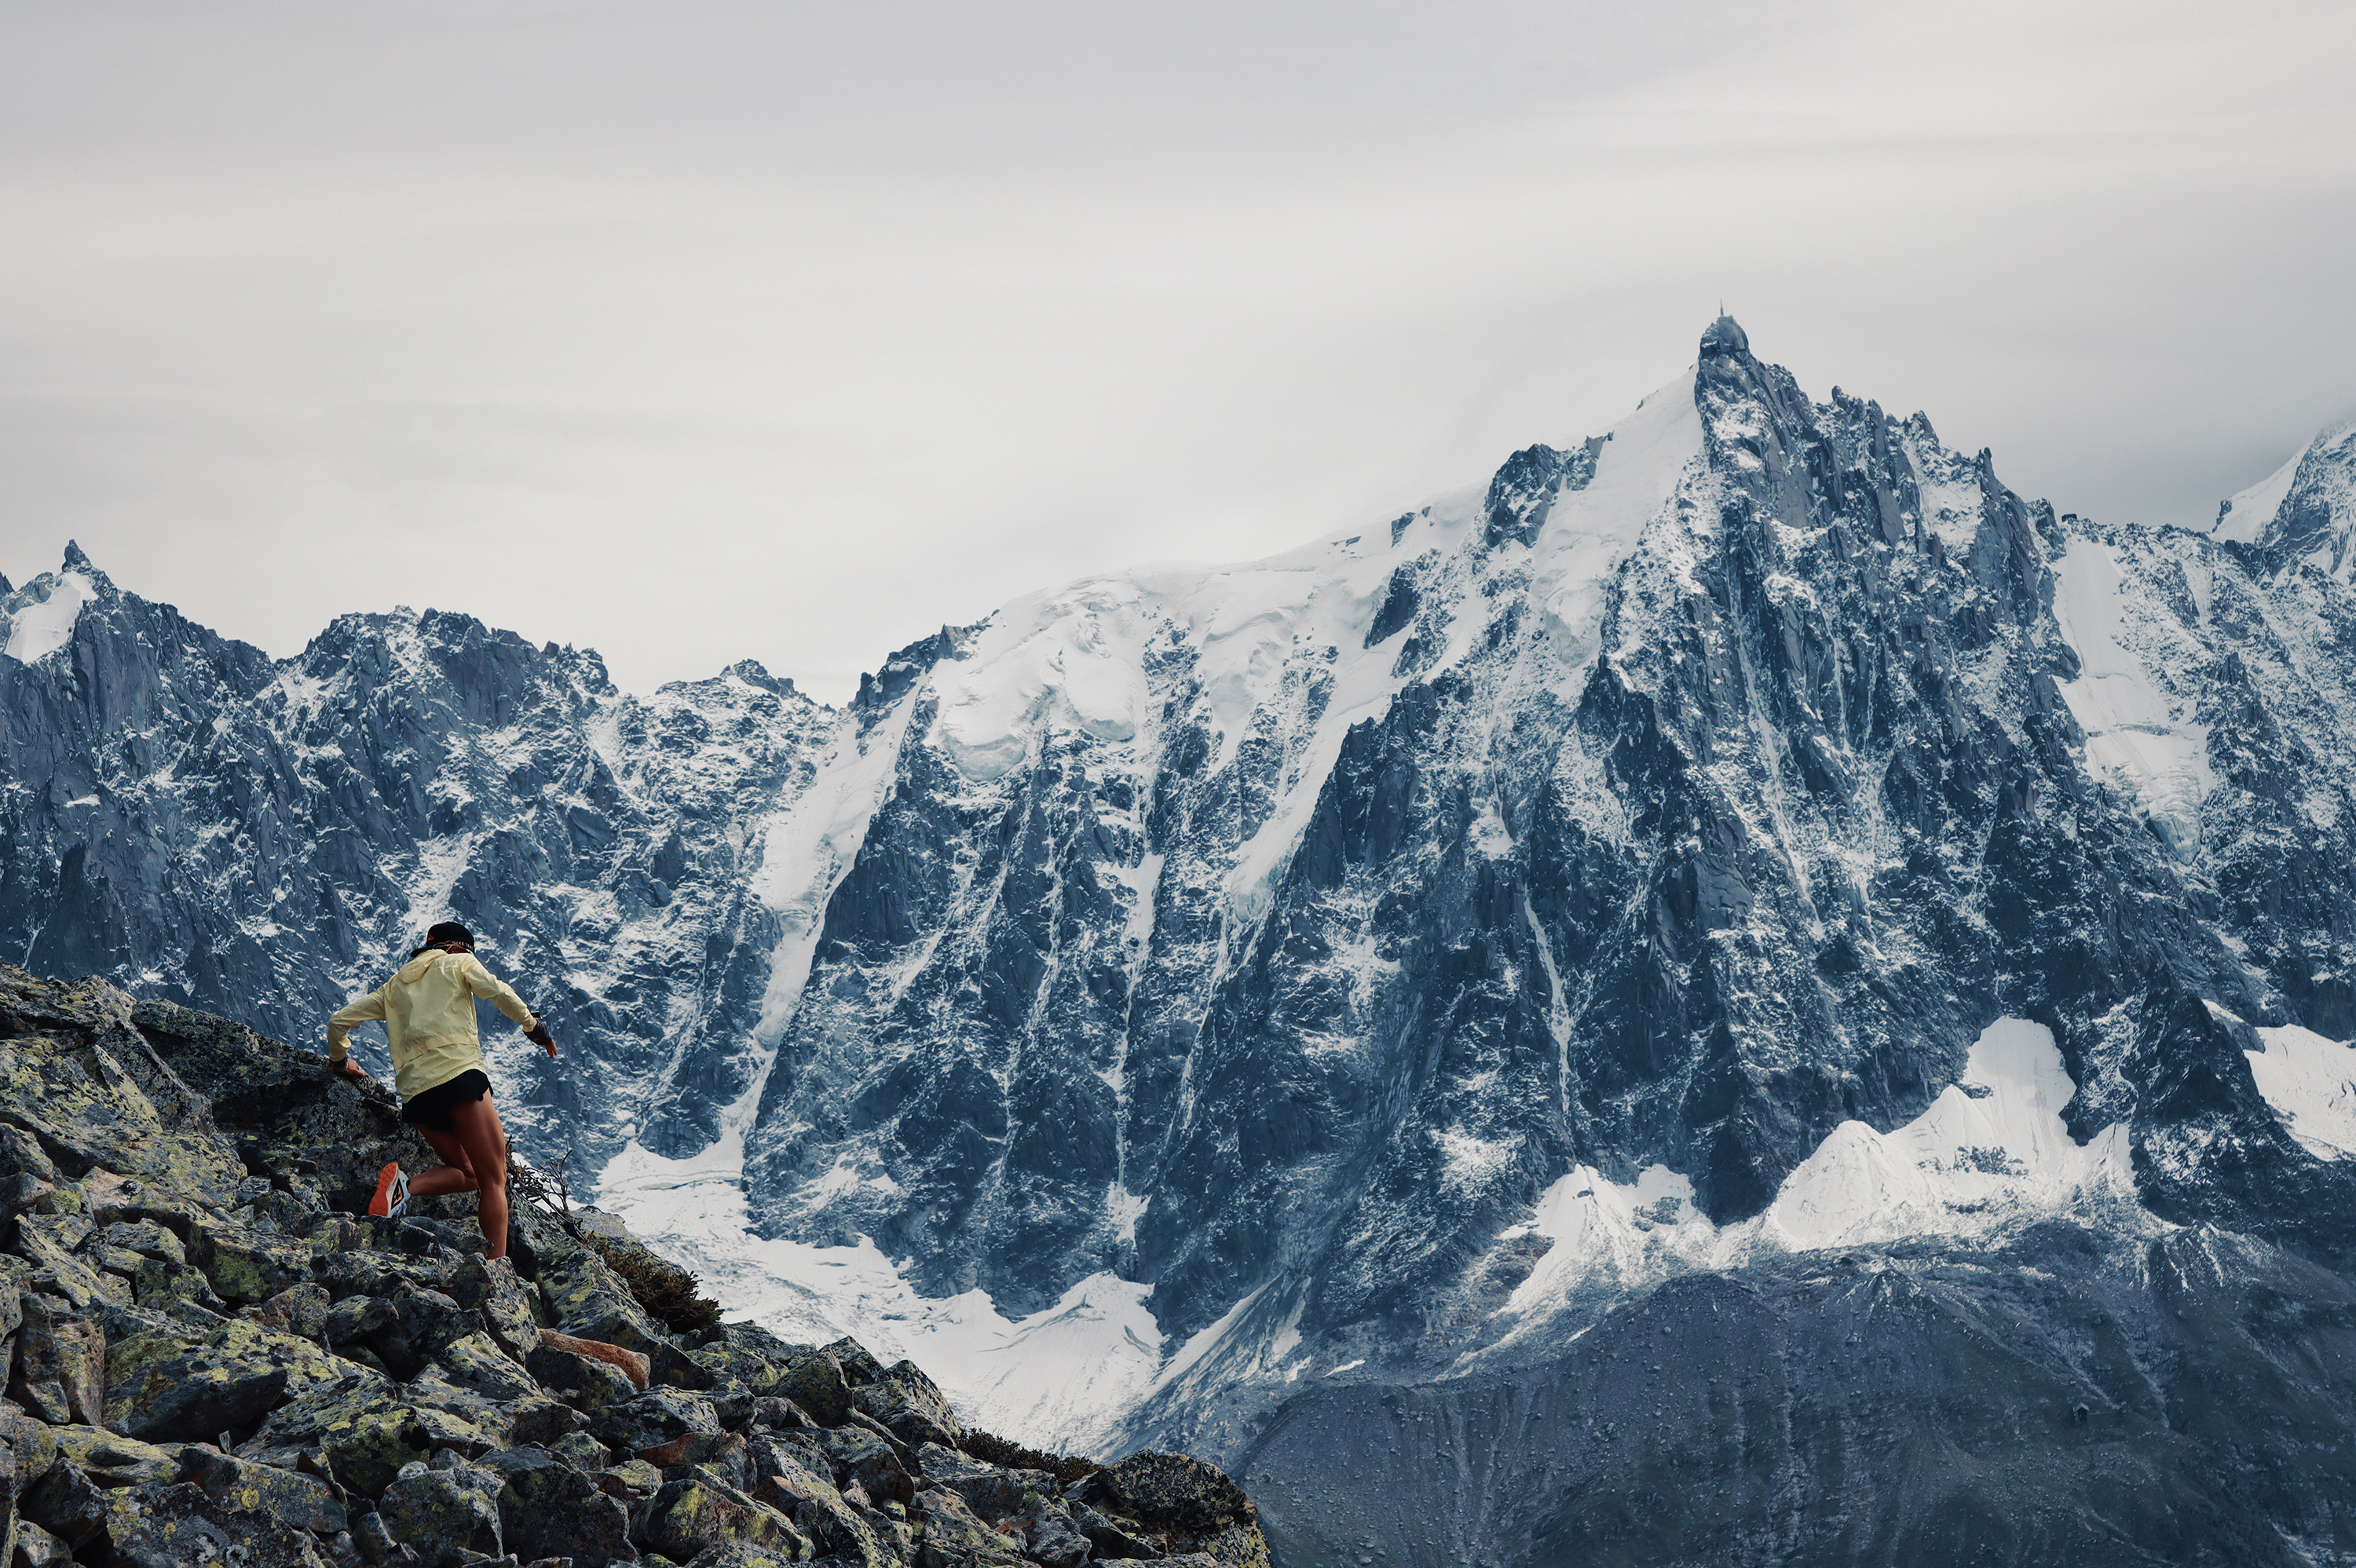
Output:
top-left (0, 961), bottom-right (1268, 1568)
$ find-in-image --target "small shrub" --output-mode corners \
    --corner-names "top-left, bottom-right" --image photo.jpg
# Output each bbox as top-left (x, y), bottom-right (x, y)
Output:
top-left (961, 1427), bottom-right (1100, 1486)
top-left (582, 1230), bottom-right (724, 1336)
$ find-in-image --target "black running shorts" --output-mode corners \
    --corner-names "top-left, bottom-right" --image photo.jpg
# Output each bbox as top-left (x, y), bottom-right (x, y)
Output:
top-left (401, 1068), bottom-right (493, 1134)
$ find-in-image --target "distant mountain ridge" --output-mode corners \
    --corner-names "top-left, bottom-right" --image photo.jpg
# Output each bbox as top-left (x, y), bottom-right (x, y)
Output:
top-left (13, 319), bottom-right (2356, 1565)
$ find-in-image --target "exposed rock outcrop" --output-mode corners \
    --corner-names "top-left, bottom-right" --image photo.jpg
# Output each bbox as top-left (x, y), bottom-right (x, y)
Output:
top-left (0, 965), bottom-right (1264, 1568)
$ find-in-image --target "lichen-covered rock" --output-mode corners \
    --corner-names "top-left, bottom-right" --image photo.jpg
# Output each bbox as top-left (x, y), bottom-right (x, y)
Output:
top-left (597, 1454), bottom-right (665, 1511)
top-left (913, 1487), bottom-right (1029, 1568)
top-left (596, 1387), bottom-right (721, 1462)
top-left (1013, 1498), bottom-right (1092, 1568)
top-left (324, 1282), bottom-right (485, 1381)
top-left (318, 1248), bottom-right (456, 1303)
top-left (821, 1341), bottom-right (884, 1388)
top-left (134, 1254), bottom-right (228, 1312)
top-left (0, 988), bottom-right (243, 1210)
top-left (1096, 1453), bottom-right (1252, 1537)
top-left (20, 1460), bottom-right (108, 1551)
top-left (0, 1394), bottom-right (61, 1480)
top-left (1070, 1504), bottom-right (1160, 1561)
top-left (478, 1443), bottom-right (637, 1565)
top-left (105, 1317), bottom-right (366, 1442)
top-left (199, 1225), bottom-right (319, 1307)
top-left (237, 1372), bottom-right (426, 1496)
top-left (449, 1254), bottom-right (543, 1365)
top-left (243, 1280), bottom-right (334, 1342)
top-left (103, 1480), bottom-right (334, 1568)
top-left (537, 1241), bottom-right (664, 1353)
top-left (439, 1332), bottom-right (544, 1403)
top-left (687, 1341), bottom-right (779, 1399)
top-left (175, 1446), bottom-right (349, 1534)
top-left (97, 1219), bottom-right (185, 1266)
top-left (771, 1354), bottom-right (851, 1427)
top-left (854, 1364), bottom-right (960, 1452)
top-left (527, 1340), bottom-right (644, 1426)
top-left (814, 1428), bottom-right (914, 1509)
top-left (913, 1446), bottom-right (1047, 1524)
top-left (750, 1447), bottom-right (889, 1568)
top-left (12, 1518), bottom-right (73, 1568)
top-left (686, 1543), bottom-right (809, 1568)
top-left (639, 1474), bottom-right (810, 1563)
top-left (46, 1424), bottom-right (188, 1486)
top-left (376, 1464), bottom-right (504, 1566)
top-left (12, 1213), bottom-right (128, 1312)
top-left (7, 1294), bottom-right (106, 1425)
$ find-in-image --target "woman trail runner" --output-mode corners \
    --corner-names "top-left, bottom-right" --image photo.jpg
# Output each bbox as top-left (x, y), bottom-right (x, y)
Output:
top-left (326, 921), bottom-right (557, 1261)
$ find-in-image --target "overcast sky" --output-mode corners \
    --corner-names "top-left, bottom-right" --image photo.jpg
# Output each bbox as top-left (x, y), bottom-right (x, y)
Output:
top-left (4, 0), bottom-right (2352, 701)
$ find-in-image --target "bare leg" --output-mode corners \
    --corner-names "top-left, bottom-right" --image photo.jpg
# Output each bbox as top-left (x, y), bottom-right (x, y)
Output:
top-left (443, 1094), bottom-right (512, 1260)
top-left (407, 1124), bottom-right (479, 1197)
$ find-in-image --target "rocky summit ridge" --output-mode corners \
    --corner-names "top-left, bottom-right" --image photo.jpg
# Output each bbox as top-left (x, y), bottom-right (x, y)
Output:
top-left (0, 962), bottom-right (1267, 1568)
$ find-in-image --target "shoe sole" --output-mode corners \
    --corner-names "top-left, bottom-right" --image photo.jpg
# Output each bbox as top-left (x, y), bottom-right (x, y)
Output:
top-left (369, 1162), bottom-right (401, 1218)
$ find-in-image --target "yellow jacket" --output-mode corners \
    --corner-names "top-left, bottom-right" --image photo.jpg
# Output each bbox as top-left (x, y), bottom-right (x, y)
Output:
top-left (327, 950), bottom-right (539, 1102)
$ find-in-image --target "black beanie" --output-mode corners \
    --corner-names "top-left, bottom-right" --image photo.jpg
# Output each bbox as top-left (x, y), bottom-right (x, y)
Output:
top-left (423, 921), bottom-right (474, 950)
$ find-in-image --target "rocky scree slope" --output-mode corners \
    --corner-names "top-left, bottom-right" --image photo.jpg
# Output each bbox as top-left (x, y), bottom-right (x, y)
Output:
top-left (0, 963), bottom-right (1267, 1568)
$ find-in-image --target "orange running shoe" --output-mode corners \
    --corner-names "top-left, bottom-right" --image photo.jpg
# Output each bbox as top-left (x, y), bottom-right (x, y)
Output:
top-left (368, 1161), bottom-right (409, 1218)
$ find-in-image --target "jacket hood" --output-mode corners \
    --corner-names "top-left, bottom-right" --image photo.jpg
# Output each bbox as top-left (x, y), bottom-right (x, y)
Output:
top-left (394, 952), bottom-right (455, 985)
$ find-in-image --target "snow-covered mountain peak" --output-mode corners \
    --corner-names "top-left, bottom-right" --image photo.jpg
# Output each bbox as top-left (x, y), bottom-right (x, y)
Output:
top-left (0, 543), bottom-right (120, 666)
top-left (2213, 414), bottom-right (2356, 579)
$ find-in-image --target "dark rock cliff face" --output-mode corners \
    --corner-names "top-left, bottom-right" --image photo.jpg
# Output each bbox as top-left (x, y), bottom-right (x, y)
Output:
top-left (11, 321), bottom-right (2356, 1565)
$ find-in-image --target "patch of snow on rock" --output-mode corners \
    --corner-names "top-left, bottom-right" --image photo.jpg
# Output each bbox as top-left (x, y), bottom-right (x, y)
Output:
top-left (2245, 1023), bottom-right (2356, 1160)
top-left (601, 1133), bottom-right (1162, 1453)
top-left (2, 571), bottom-right (96, 664)
top-left (1483, 1018), bottom-right (2136, 1359)
top-left (2051, 535), bottom-right (2215, 855)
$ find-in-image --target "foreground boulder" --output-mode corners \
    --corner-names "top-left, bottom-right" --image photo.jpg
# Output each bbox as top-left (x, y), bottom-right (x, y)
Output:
top-left (0, 964), bottom-right (1269, 1568)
